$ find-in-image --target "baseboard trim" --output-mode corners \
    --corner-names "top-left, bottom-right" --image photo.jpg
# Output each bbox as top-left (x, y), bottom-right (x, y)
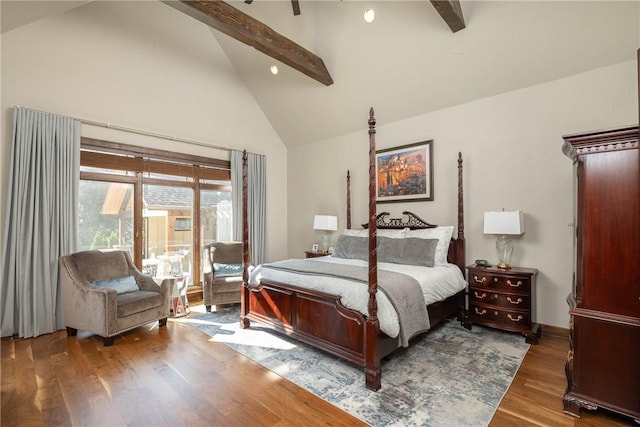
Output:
top-left (540, 323), bottom-right (569, 340)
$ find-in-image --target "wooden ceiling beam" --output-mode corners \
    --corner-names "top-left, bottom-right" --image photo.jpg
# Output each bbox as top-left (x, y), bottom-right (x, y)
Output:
top-left (162, 0), bottom-right (333, 86)
top-left (430, 0), bottom-right (465, 33)
top-left (291, 0), bottom-right (300, 16)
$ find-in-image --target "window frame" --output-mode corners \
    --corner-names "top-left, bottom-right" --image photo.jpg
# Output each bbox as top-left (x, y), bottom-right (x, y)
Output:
top-left (80, 137), bottom-right (231, 289)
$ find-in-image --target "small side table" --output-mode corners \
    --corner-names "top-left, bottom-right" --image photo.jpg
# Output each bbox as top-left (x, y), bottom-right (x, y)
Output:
top-left (466, 264), bottom-right (540, 344)
top-left (305, 251), bottom-right (329, 258)
top-left (154, 276), bottom-right (189, 317)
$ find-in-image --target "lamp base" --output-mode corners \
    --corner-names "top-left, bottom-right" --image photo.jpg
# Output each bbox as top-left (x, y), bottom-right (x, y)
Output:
top-left (496, 262), bottom-right (511, 270)
top-left (496, 235), bottom-right (513, 270)
top-left (321, 232), bottom-right (330, 253)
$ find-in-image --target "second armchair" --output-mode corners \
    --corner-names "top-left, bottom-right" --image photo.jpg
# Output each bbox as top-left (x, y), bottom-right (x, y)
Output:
top-left (203, 242), bottom-right (243, 312)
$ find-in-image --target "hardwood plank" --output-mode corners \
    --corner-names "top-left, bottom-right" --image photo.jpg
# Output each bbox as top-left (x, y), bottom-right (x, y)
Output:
top-left (161, 0), bottom-right (333, 86)
top-left (2, 304), bottom-right (636, 427)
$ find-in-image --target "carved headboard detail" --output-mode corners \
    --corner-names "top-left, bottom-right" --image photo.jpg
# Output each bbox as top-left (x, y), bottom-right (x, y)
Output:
top-left (361, 211), bottom-right (437, 230)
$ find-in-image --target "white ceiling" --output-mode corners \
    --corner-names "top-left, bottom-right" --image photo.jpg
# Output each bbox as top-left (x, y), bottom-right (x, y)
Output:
top-left (2, 1), bottom-right (638, 147)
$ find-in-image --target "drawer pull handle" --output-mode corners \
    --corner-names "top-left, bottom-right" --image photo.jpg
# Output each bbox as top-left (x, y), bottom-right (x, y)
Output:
top-left (507, 314), bottom-right (524, 322)
top-left (474, 308), bottom-right (487, 315)
top-left (507, 279), bottom-right (523, 288)
top-left (473, 276), bottom-right (486, 284)
top-left (507, 297), bottom-right (523, 305)
top-left (494, 278), bottom-right (498, 283)
top-left (474, 291), bottom-right (486, 299)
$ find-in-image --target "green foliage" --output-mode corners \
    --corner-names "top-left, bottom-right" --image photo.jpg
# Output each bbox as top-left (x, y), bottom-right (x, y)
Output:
top-left (78, 181), bottom-right (132, 251)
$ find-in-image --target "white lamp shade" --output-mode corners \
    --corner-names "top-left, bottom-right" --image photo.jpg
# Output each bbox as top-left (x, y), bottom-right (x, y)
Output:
top-left (483, 211), bottom-right (525, 235)
top-left (313, 215), bottom-right (338, 231)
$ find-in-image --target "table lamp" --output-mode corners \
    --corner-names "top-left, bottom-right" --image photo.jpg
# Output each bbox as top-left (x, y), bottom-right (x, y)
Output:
top-left (483, 210), bottom-right (525, 269)
top-left (313, 215), bottom-right (338, 253)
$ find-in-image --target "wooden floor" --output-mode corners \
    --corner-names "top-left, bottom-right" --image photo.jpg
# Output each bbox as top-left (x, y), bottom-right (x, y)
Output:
top-left (1, 302), bottom-right (636, 427)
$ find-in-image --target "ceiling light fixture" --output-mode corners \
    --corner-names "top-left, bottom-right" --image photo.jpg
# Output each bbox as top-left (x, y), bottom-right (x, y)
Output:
top-left (364, 8), bottom-right (375, 23)
top-left (270, 65), bottom-right (279, 75)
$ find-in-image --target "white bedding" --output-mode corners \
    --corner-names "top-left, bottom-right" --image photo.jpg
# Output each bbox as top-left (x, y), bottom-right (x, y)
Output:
top-left (249, 256), bottom-right (466, 338)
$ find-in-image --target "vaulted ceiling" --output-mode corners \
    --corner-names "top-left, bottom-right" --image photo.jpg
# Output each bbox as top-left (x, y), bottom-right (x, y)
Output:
top-left (2, 1), bottom-right (638, 147)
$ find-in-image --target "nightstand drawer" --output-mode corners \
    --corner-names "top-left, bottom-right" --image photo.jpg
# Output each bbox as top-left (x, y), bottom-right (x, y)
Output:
top-left (469, 303), bottom-right (532, 327)
top-left (469, 289), bottom-right (531, 309)
top-left (469, 272), bottom-right (531, 293)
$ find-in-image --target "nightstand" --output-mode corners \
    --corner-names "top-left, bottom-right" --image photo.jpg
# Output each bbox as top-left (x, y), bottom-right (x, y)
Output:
top-left (305, 251), bottom-right (328, 258)
top-left (466, 264), bottom-right (540, 344)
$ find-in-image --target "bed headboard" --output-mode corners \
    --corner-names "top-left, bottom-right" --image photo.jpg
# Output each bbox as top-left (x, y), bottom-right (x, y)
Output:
top-left (345, 153), bottom-right (466, 273)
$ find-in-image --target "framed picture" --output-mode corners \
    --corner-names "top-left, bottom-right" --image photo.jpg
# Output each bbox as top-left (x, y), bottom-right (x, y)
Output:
top-left (375, 140), bottom-right (434, 203)
top-left (311, 243), bottom-right (319, 252)
top-left (174, 217), bottom-right (191, 231)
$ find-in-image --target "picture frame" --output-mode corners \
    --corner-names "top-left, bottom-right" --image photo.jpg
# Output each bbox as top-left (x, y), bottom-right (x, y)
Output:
top-left (311, 243), bottom-right (319, 253)
top-left (375, 140), bottom-right (434, 203)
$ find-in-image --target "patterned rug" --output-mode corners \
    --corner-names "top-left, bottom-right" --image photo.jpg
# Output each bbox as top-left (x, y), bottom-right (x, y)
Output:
top-left (182, 306), bottom-right (529, 427)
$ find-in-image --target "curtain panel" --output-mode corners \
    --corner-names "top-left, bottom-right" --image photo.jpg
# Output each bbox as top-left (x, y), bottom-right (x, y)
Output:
top-left (0, 108), bottom-right (80, 338)
top-left (231, 150), bottom-right (267, 265)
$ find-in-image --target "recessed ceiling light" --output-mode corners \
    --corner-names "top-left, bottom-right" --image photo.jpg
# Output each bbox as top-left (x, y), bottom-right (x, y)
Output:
top-left (270, 65), bottom-right (279, 75)
top-left (364, 8), bottom-right (375, 23)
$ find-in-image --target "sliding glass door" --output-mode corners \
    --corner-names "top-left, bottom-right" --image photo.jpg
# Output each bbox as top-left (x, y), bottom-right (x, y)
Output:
top-left (79, 139), bottom-right (231, 290)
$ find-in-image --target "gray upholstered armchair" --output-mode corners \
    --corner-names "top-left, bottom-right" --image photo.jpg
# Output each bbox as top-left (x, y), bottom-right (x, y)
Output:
top-left (203, 242), bottom-right (243, 312)
top-left (59, 250), bottom-right (171, 346)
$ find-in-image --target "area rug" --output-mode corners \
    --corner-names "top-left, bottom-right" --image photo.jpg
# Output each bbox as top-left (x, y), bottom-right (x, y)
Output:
top-left (182, 306), bottom-right (529, 427)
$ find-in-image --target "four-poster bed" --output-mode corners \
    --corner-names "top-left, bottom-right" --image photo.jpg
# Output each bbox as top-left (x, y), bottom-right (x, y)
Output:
top-left (239, 108), bottom-right (467, 391)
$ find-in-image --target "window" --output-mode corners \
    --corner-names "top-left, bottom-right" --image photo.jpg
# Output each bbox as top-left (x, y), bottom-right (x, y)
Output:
top-left (79, 138), bottom-right (231, 291)
top-left (78, 181), bottom-right (134, 253)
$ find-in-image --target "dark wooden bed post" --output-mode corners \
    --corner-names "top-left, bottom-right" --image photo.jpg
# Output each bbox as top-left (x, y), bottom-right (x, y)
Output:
top-left (365, 107), bottom-right (382, 391)
top-left (456, 152), bottom-right (466, 271)
top-left (346, 170), bottom-right (352, 230)
top-left (456, 152), bottom-right (470, 329)
top-left (240, 150), bottom-right (251, 328)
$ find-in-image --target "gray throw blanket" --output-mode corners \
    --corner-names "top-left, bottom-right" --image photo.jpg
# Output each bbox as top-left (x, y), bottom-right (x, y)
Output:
top-left (260, 259), bottom-right (430, 347)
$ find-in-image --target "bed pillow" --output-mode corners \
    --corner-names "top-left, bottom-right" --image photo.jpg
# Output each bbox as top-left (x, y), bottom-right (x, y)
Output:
top-left (93, 275), bottom-right (139, 294)
top-left (342, 228), bottom-right (408, 239)
top-left (378, 237), bottom-right (438, 267)
top-left (333, 235), bottom-right (369, 260)
top-left (213, 263), bottom-right (243, 277)
top-left (405, 226), bottom-right (454, 265)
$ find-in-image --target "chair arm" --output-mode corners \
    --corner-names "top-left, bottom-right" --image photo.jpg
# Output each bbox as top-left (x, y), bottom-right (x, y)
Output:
top-left (135, 273), bottom-right (172, 313)
top-left (59, 257), bottom-right (118, 336)
top-left (134, 273), bottom-right (162, 293)
top-left (130, 268), bottom-right (172, 312)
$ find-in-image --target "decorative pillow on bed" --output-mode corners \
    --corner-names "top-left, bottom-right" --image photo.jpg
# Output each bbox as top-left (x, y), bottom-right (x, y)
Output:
top-left (342, 228), bottom-right (408, 238)
top-left (377, 237), bottom-right (438, 267)
top-left (93, 275), bottom-right (139, 294)
top-left (333, 235), bottom-right (369, 260)
top-left (213, 263), bottom-right (243, 277)
top-left (405, 226), bottom-right (454, 265)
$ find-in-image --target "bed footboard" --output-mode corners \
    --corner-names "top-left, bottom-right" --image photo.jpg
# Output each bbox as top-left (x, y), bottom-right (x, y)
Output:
top-left (242, 280), bottom-right (399, 371)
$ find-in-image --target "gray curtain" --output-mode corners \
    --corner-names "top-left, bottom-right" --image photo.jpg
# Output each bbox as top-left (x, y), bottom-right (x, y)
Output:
top-left (0, 108), bottom-right (80, 338)
top-left (231, 150), bottom-right (267, 265)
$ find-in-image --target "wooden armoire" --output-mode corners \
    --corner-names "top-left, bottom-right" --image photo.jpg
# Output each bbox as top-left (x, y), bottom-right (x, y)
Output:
top-left (561, 125), bottom-right (640, 422)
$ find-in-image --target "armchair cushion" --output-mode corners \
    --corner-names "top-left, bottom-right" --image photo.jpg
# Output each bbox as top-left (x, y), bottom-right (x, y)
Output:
top-left (94, 275), bottom-right (139, 294)
top-left (117, 291), bottom-right (164, 317)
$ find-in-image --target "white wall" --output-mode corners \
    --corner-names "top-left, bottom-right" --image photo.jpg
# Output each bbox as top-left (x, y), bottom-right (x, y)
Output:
top-left (288, 60), bottom-right (637, 328)
top-left (0, 1), bottom-right (288, 261)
